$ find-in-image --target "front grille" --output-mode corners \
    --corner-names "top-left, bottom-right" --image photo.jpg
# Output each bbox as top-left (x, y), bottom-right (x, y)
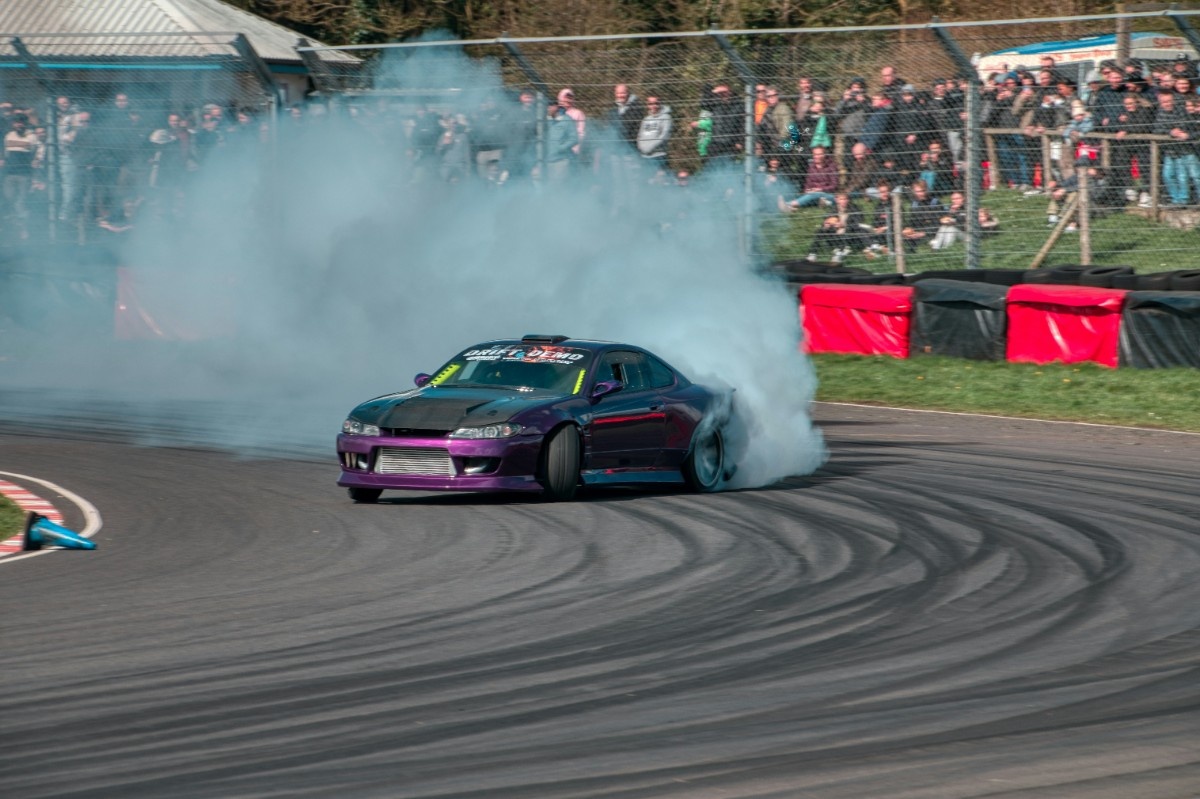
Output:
top-left (376, 447), bottom-right (455, 476)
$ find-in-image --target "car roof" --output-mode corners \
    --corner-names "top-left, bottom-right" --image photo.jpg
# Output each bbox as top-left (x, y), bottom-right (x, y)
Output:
top-left (470, 337), bottom-right (633, 354)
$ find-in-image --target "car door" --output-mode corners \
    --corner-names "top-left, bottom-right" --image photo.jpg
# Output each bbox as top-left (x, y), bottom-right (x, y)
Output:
top-left (586, 351), bottom-right (667, 470)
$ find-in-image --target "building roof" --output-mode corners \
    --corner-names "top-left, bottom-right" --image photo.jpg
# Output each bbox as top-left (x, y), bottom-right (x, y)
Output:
top-left (0, 0), bottom-right (353, 64)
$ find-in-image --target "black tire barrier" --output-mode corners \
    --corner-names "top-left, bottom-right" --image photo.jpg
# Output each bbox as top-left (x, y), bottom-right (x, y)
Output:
top-left (1080, 265), bottom-right (1135, 288)
top-left (910, 279), bottom-right (1009, 361)
top-left (983, 269), bottom-right (1027, 286)
top-left (774, 259), bottom-right (837, 276)
top-left (847, 273), bottom-right (906, 285)
top-left (1022, 267), bottom-right (1059, 284)
top-left (907, 269), bottom-right (989, 283)
top-left (1136, 271), bottom-right (1178, 291)
top-left (1048, 264), bottom-right (1088, 285)
top-left (1111, 273), bottom-right (1141, 290)
top-left (1119, 291), bottom-right (1200, 368)
top-left (1169, 269), bottom-right (1200, 292)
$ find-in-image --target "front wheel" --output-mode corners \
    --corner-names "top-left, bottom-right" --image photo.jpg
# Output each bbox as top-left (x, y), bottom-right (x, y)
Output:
top-left (348, 487), bottom-right (382, 504)
top-left (539, 426), bottom-right (580, 501)
top-left (683, 426), bottom-right (725, 493)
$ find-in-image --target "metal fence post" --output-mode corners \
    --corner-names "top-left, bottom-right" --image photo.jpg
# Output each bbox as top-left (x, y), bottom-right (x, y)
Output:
top-left (499, 38), bottom-right (551, 182)
top-left (931, 21), bottom-right (982, 270)
top-left (710, 32), bottom-right (759, 261)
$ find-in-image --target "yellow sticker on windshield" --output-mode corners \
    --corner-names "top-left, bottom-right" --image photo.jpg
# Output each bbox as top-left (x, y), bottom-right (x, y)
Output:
top-left (572, 368), bottom-right (586, 394)
top-left (430, 362), bottom-right (462, 386)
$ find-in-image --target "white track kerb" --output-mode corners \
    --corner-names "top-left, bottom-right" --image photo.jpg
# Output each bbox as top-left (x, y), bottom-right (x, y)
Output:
top-left (0, 471), bottom-right (103, 564)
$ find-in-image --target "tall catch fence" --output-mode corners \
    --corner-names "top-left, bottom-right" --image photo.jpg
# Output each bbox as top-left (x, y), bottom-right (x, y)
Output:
top-left (300, 11), bottom-right (1200, 276)
top-left (0, 32), bottom-right (278, 244)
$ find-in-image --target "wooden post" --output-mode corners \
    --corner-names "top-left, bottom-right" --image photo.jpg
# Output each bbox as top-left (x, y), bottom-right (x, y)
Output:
top-left (1149, 140), bottom-right (1161, 221)
top-left (1030, 196), bottom-right (1079, 269)
top-left (1041, 132), bottom-right (1053, 191)
top-left (892, 187), bottom-right (906, 273)
top-left (985, 132), bottom-right (999, 191)
top-left (1077, 166), bottom-right (1091, 266)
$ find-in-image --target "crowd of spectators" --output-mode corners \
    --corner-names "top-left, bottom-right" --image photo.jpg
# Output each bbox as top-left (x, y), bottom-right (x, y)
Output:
top-left (0, 95), bottom-right (270, 245)
top-left (5, 51), bottom-right (1200, 252)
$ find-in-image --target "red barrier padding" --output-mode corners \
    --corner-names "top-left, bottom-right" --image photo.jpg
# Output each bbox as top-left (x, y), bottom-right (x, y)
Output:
top-left (801, 284), bottom-right (914, 358)
top-left (115, 267), bottom-right (237, 340)
top-left (1005, 284), bottom-right (1127, 367)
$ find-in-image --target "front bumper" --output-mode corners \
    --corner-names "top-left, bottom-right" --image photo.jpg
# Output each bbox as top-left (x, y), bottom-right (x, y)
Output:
top-left (336, 432), bottom-right (544, 493)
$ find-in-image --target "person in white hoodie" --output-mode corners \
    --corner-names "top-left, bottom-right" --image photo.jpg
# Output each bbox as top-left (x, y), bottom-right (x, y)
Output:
top-left (636, 96), bottom-right (672, 175)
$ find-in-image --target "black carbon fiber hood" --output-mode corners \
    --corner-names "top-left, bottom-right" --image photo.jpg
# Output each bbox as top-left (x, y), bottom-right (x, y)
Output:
top-left (352, 390), bottom-right (547, 432)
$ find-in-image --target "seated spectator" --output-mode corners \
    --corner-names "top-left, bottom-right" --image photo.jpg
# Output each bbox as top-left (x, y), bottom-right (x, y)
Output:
top-left (841, 141), bottom-right (879, 198)
top-left (930, 190), bottom-right (966, 250)
top-left (865, 181), bottom-right (896, 254)
top-left (805, 192), bottom-right (867, 263)
top-left (901, 178), bottom-right (943, 251)
top-left (778, 145), bottom-right (838, 210)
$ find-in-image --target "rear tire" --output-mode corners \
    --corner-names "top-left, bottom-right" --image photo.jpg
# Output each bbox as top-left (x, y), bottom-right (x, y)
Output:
top-left (348, 487), bottom-right (382, 504)
top-left (684, 426), bottom-right (725, 493)
top-left (539, 426), bottom-right (580, 501)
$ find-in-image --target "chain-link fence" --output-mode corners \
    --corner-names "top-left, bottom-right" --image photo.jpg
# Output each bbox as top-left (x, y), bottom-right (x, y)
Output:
top-left (0, 32), bottom-right (278, 244)
top-left (298, 11), bottom-right (1200, 277)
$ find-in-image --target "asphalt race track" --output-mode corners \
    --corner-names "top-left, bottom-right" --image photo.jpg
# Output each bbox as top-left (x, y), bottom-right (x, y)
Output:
top-left (2, 403), bottom-right (1199, 798)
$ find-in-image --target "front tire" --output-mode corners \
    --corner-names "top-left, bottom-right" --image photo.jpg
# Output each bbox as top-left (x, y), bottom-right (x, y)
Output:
top-left (539, 426), bottom-right (580, 501)
top-left (348, 487), bottom-right (382, 504)
top-left (683, 426), bottom-right (725, 492)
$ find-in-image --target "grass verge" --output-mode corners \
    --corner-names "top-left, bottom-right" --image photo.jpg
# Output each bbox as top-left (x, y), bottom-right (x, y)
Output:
top-left (1, 495), bottom-right (24, 544)
top-left (812, 353), bottom-right (1200, 431)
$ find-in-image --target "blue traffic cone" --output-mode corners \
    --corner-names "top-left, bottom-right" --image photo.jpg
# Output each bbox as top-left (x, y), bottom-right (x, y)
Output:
top-left (22, 512), bottom-right (96, 551)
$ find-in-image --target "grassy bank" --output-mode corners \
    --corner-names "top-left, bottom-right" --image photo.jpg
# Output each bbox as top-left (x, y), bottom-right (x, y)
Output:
top-left (812, 353), bottom-right (1200, 431)
top-left (1, 496), bottom-right (23, 544)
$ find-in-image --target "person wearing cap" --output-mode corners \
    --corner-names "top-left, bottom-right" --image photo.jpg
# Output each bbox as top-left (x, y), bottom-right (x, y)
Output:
top-left (556, 88), bottom-right (586, 157)
top-left (892, 83), bottom-right (932, 175)
top-left (1171, 53), bottom-right (1197, 80)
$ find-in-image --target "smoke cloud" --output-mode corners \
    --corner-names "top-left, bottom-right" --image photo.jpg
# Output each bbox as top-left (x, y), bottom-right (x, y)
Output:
top-left (0, 43), bottom-right (826, 490)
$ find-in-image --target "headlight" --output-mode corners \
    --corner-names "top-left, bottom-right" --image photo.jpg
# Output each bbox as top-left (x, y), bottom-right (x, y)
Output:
top-left (342, 418), bottom-right (380, 436)
top-left (449, 422), bottom-right (524, 439)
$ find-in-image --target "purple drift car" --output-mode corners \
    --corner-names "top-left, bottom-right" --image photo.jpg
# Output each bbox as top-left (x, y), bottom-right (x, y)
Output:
top-left (337, 335), bottom-right (734, 502)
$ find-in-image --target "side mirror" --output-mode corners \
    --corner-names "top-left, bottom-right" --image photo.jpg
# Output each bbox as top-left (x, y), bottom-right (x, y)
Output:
top-left (414, 373), bottom-right (432, 387)
top-left (590, 379), bottom-right (623, 400)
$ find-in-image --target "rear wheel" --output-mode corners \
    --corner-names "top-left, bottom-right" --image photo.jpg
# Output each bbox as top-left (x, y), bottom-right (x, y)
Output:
top-left (684, 427), bottom-right (725, 492)
top-left (539, 426), bottom-right (580, 501)
top-left (348, 487), bottom-right (382, 504)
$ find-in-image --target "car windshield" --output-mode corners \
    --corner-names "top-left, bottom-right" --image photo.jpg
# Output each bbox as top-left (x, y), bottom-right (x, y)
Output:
top-left (428, 344), bottom-right (595, 394)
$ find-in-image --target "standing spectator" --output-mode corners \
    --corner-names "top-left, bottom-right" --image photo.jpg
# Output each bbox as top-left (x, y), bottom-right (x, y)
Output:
top-left (436, 114), bottom-right (471, 184)
top-left (983, 80), bottom-right (1031, 189)
top-left (833, 77), bottom-right (871, 152)
top-left (1104, 92), bottom-right (1155, 206)
top-left (705, 84), bottom-right (743, 166)
top-left (608, 83), bottom-right (645, 154)
top-left (192, 113), bottom-right (224, 165)
top-left (858, 93), bottom-right (897, 166)
top-left (1092, 63), bottom-right (1128, 129)
top-left (892, 84), bottom-right (932, 175)
top-left (793, 76), bottom-right (818, 120)
top-left (879, 65), bottom-right (908, 102)
top-left (545, 99), bottom-right (579, 182)
top-left (1153, 89), bottom-right (1197, 205)
top-left (2, 115), bottom-right (40, 239)
top-left (556, 88), bottom-right (586, 160)
top-left (636, 95), bottom-right (672, 174)
top-left (470, 97), bottom-right (507, 180)
top-left (927, 79), bottom-right (963, 163)
top-left (505, 89), bottom-right (539, 181)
